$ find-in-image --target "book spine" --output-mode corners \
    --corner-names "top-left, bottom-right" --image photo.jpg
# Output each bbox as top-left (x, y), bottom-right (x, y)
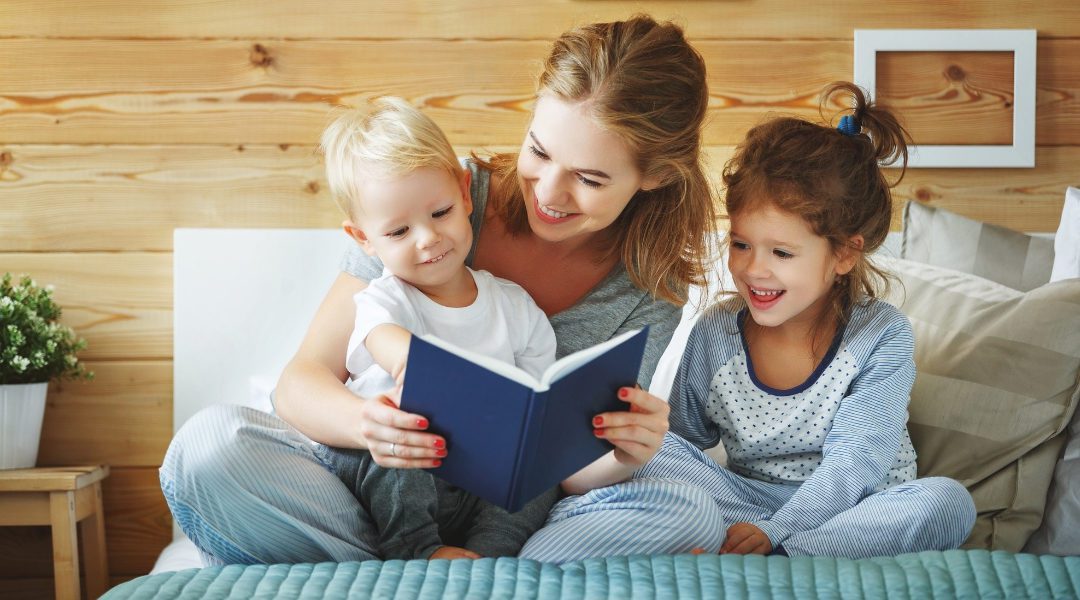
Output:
top-left (507, 389), bottom-right (549, 512)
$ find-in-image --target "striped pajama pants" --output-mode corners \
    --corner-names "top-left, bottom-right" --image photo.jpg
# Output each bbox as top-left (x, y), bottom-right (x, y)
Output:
top-left (160, 405), bottom-right (385, 564)
top-left (519, 434), bottom-right (976, 564)
top-left (161, 404), bottom-right (552, 565)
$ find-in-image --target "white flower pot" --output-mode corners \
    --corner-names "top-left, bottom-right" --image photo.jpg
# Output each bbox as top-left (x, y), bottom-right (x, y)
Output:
top-left (0, 382), bottom-right (49, 469)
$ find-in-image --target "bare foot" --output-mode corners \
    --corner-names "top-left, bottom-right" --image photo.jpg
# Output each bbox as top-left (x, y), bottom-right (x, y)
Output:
top-left (429, 546), bottom-right (481, 560)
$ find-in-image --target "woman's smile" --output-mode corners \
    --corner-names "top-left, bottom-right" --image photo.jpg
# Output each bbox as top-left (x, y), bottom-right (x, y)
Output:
top-left (534, 195), bottom-right (578, 224)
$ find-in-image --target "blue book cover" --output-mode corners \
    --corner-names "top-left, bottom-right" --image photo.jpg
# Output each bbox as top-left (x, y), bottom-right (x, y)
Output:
top-left (400, 327), bottom-right (649, 512)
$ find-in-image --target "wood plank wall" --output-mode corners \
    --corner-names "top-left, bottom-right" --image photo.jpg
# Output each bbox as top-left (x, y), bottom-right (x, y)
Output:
top-left (1, 1), bottom-right (1078, 595)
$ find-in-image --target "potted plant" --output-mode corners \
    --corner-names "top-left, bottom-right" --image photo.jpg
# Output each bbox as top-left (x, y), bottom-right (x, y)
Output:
top-left (0, 273), bottom-right (92, 469)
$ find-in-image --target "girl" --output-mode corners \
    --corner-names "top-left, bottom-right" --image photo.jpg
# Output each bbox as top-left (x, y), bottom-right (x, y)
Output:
top-left (520, 82), bottom-right (976, 562)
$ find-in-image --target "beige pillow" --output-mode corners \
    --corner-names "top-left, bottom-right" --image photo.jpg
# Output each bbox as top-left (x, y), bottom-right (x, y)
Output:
top-left (902, 201), bottom-right (1055, 292)
top-left (880, 257), bottom-right (1080, 551)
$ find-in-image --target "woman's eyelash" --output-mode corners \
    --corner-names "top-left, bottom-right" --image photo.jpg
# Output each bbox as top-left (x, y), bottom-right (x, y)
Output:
top-left (577, 175), bottom-right (601, 188)
top-left (530, 145), bottom-right (602, 188)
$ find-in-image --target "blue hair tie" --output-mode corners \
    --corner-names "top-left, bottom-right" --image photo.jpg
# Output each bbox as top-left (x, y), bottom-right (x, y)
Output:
top-left (837, 115), bottom-right (860, 136)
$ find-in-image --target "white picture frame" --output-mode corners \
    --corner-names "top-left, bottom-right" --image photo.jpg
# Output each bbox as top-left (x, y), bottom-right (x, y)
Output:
top-left (854, 29), bottom-right (1036, 168)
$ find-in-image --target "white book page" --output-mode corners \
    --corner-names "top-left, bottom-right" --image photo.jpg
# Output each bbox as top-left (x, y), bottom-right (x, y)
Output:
top-left (539, 328), bottom-right (643, 388)
top-left (417, 334), bottom-right (541, 389)
top-left (418, 328), bottom-right (642, 393)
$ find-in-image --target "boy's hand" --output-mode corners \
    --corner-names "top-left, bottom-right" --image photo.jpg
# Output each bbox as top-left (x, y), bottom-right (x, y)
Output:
top-left (592, 385), bottom-right (669, 468)
top-left (429, 546), bottom-right (481, 560)
top-left (720, 522), bottom-right (771, 555)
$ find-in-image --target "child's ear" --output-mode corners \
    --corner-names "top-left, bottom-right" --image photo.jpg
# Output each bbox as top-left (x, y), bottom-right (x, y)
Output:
top-left (834, 234), bottom-right (865, 276)
top-left (343, 220), bottom-right (378, 257)
top-left (459, 169), bottom-right (473, 215)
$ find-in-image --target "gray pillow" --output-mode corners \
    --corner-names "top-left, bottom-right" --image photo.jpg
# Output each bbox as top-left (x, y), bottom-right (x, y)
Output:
top-left (901, 201), bottom-right (1055, 292)
top-left (1025, 408), bottom-right (1080, 555)
top-left (881, 257), bottom-right (1080, 552)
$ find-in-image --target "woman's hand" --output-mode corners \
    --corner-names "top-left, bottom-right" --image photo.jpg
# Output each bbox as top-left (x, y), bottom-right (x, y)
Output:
top-left (360, 393), bottom-right (447, 469)
top-left (593, 385), bottom-right (669, 468)
top-left (720, 522), bottom-right (771, 555)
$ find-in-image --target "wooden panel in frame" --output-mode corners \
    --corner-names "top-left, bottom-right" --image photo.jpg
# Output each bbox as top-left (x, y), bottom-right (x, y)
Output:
top-left (854, 29), bottom-right (1036, 168)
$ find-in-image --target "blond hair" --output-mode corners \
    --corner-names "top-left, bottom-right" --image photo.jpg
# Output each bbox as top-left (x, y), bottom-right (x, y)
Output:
top-left (320, 97), bottom-right (463, 217)
top-left (478, 14), bottom-right (717, 305)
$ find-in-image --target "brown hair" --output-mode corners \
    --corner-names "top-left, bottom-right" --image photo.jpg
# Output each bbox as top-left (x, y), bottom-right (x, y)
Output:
top-left (477, 14), bottom-right (716, 305)
top-left (722, 81), bottom-right (910, 329)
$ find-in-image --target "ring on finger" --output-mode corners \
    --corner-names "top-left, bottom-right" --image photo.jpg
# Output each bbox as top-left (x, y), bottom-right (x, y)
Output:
top-left (390, 442), bottom-right (398, 457)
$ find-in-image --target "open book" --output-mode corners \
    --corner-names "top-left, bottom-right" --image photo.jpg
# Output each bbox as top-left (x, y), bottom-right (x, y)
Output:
top-left (400, 327), bottom-right (649, 512)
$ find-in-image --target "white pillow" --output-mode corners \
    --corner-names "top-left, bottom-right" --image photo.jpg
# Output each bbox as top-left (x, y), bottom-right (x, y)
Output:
top-left (1026, 191), bottom-right (1080, 555)
top-left (1050, 187), bottom-right (1080, 282)
top-left (649, 232), bottom-right (733, 402)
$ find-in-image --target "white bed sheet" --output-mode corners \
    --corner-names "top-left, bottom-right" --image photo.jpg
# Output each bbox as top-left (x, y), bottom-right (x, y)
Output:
top-left (151, 534), bottom-right (204, 574)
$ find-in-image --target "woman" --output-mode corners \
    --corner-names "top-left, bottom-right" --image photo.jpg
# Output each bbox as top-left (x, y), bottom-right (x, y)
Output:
top-left (161, 14), bottom-right (716, 564)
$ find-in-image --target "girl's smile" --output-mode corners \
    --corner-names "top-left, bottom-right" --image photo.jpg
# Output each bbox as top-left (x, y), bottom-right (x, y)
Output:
top-left (747, 286), bottom-right (786, 310)
top-left (728, 205), bottom-right (855, 333)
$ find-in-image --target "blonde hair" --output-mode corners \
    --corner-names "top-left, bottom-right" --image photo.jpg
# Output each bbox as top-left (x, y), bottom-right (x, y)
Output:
top-left (320, 97), bottom-right (464, 217)
top-left (722, 81), bottom-right (910, 332)
top-left (477, 14), bottom-right (717, 305)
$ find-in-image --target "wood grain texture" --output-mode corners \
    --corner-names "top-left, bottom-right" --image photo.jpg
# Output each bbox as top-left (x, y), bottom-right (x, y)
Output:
top-left (0, 39), bottom-right (861, 146)
top-left (0, 38), bottom-right (546, 146)
top-left (2, 144), bottom-right (1073, 255)
top-left (3, 38), bottom-right (1076, 146)
top-left (37, 363), bottom-right (171, 468)
top-left (1, 0), bottom-right (1079, 39)
top-left (0, 466), bottom-right (108, 492)
top-left (0, 467), bottom-right (169, 581)
top-left (0, 254), bottom-right (170, 361)
top-left (101, 467), bottom-right (172, 577)
top-left (877, 51), bottom-right (1014, 146)
top-left (0, 144), bottom-right (338, 252)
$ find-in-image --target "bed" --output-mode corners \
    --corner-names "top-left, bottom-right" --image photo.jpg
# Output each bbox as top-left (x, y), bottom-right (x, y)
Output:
top-left (104, 197), bottom-right (1080, 597)
top-left (105, 551), bottom-right (1080, 599)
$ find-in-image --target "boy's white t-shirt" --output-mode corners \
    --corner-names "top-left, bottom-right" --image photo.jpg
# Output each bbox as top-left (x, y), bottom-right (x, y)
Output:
top-left (345, 267), bottom-right (557, 397)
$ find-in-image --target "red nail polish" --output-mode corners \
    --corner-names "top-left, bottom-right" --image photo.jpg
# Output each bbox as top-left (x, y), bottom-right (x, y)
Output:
top-left (618, 388), bottom-right (629, 399)
top-left (433, 438), bottom-right (445, 448)
top-left (436, 449), bottom-right (447, 457)
top-left (593, 416), bottom-right (604, 426)
top-left (594, 428), bottom-right (604, 437)
top-left (433, 459), bottom-right (442, 467)
top-left (417, 418), bottom-right (429, 429)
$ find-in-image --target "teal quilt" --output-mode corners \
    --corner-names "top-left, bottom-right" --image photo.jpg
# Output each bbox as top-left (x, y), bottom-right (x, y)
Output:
top-left (103, 550), bottom-right (1080, 599)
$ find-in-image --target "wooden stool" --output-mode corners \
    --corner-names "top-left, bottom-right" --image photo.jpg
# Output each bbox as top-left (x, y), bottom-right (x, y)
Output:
top-left (0, 465), bottom-right (110, 600)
